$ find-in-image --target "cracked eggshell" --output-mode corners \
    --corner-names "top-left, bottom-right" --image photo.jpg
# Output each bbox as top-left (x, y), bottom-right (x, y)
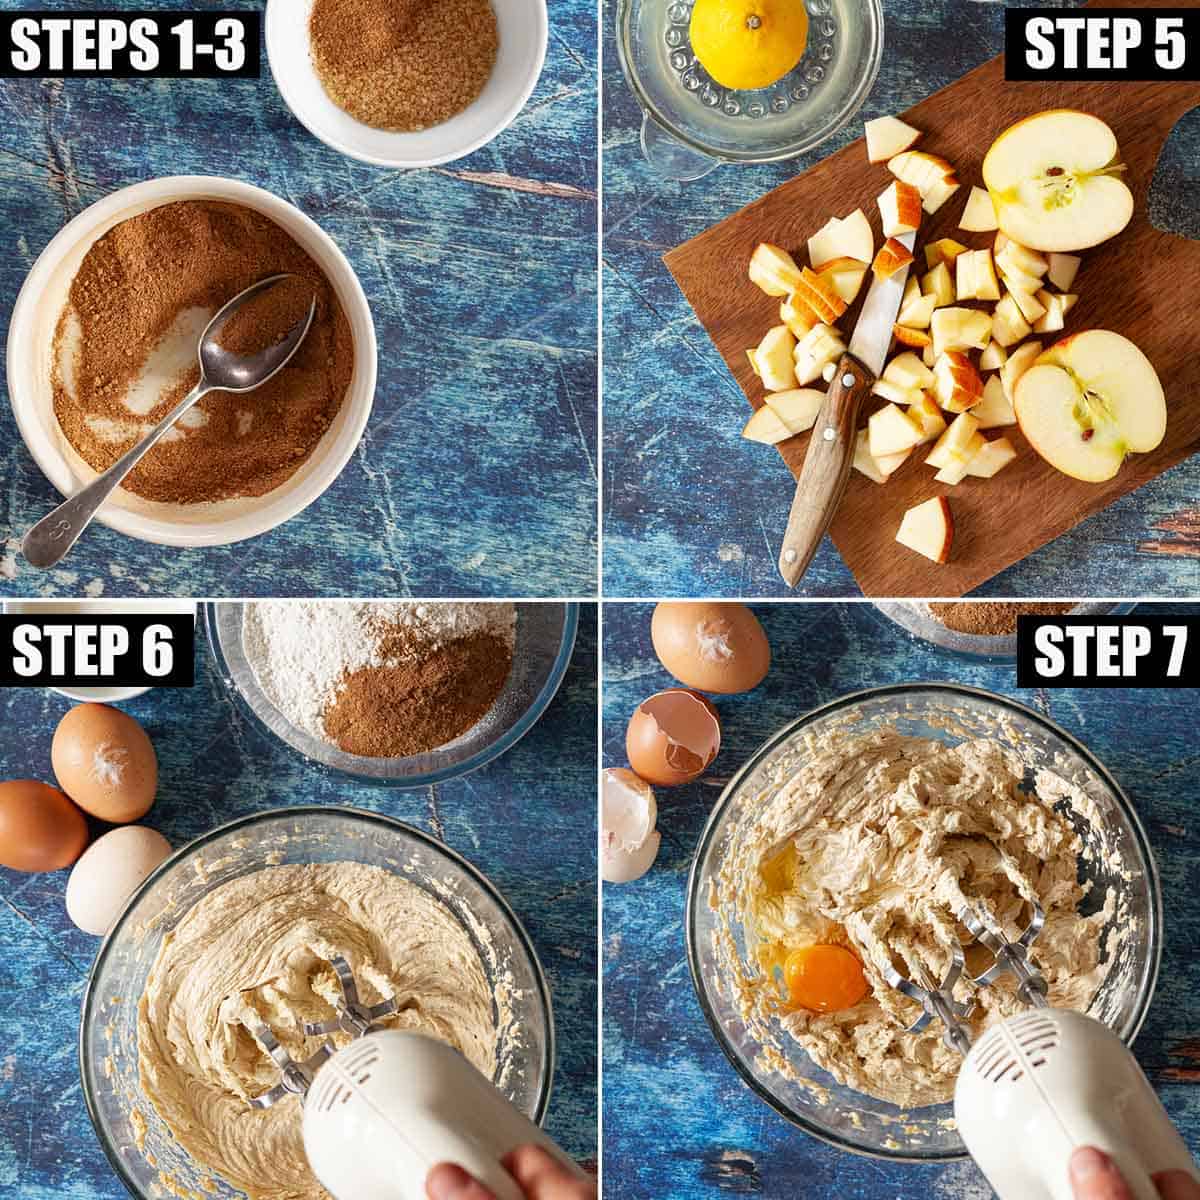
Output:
top-left (625, 690), bottom-right (722, 787)
top-left (601, 768), bottom-right (661, 883)
top-left (651, 602), bottom-right (771, 694)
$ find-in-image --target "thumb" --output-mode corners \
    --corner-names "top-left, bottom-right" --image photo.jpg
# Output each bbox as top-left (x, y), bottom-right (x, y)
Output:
top-left (426, 1163), bottom-right (498, 1200)
top-left (1070, 1148), bottom-right (1136, 1200)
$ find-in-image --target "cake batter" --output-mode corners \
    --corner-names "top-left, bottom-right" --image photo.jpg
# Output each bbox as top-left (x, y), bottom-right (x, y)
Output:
top-left (137, 862), bottom-right (500, 1199)
top-left (712, 725), bottom-right (1116, 1108)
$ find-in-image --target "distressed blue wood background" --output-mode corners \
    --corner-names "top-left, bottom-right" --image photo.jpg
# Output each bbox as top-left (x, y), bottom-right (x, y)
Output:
top-left (0, 0), bottom-right (597, 599)
top-left (0, 603), bottom-right (598, 1196)
top-left (601, 0), bottom-right (1200, 598)
top-left (603, 601), bottom-right (1200, 1197)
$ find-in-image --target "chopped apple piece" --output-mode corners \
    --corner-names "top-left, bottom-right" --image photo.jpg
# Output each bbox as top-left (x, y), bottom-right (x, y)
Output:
top-left (921, 262), bottom-right (955, 308)
top-left (780, 291), bottom-right (818, 339)
top-left (908, 393), bottom-right (947, 442)
top-left (1005, 283), bottom-right (1048, 325)
top-left (996, 240), bottom-right (1049, 279)
top-left (875, 445), bottom-right (914, 475)
top-left (742, 405), bottom-right (792, 444)
top-left (883, 351), bottom-right (936, 391)
top-left (818, 257), bottom-right (869, 304)
top-left (924, 238), bottom-right (968, 270)
top-left (822, 361), bottom-right (838, 384)
top-left (933, 350), bottom-right (984, 413)
top-left (1047, 252), bottom-right (1081, 292)
top-left (926, 412), bottom-right (983, 468)
top-left (895, 496), bottom-right (954, 563)
top-left (979, 340), bottom-right (1008, 371)
top-left (808, 210), bottom-right (874, 270)
top-left (796, 267), bottom-right (848, 324)
top-left (959, 186), bottom-right (999, 233)
top-left (898, 289), bottom-right (937, 330)
top-left (765, 388), bottom-right (825, 434)
top-left (872, 378), bottom-right (922, 406)
top-left (749, 243), bottom-right (803, 296)
top-left (922, 175), bottom-right (962, 217)
top-left (954, 251), bottom-right (975, 304)
top-left (895, 325), bottom-right (931, 349)
top-left (852, 429), bottom-right (890, 483)
top-left (1033, 290), bottom-right (1078, 334)
top-left (931, 307), bottom-right (992, 357)
top-left (901, 275), bottom-right (920, 307)
top-left (865, 115), bottom-right (922, 164)
top-left (1014, 330), bottom-right (1165, 482)
top-left (754, 325), bottom-right (798, 391)
top-left (872, 237), bottom-right (915, 280)
top-left (991, 293), bottom-right (1032, 347)
top-left (973, 374), bottom-right (1017, 428)
top-left (889, 150), bottom-right (961, 215)
top-left (955, 250), bottom-right (999, 302)
top-left (922, 342), bottom-right (937, 368)
top-left (983, 110), bottom-right (1134, 251)
top-left (869, 403), bottom-right (926, 457)
top-left (933, 452), bottom-right (979, 485)
top-left (966, 436), bottom-right (1018, 478)
top-left (1000, 339), bottom-right (1043, 402)
top-left (794, 323), bottom-right (846, 386)
top-left (746, 349), bottom-right (760, 378)
top-left (879, 180), bottom-right (923, 238)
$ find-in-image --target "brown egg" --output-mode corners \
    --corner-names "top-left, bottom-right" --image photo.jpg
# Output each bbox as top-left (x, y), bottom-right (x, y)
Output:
top-left (0, 780), bottom-right (89, 872)
top-left (651, 602), bottom-right (771, 694)
top-left (626, 689), bottom-right (722, 787)
top-left (52, 703), bottom-right (158, 823)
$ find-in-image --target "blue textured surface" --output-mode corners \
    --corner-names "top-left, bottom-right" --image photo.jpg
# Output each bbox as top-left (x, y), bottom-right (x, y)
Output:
top-left (0, 0), bottom-right (597, 598)
top-left (0, 603), bottom-right (598, 1196)
top-left (603, 601), bottom-right (1200, 1197)
top-left (601, 0), bottom-right (1200, 597)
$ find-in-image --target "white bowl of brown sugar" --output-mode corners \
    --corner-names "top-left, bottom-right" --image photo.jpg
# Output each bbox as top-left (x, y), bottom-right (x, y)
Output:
top-left (265, 0), bottom-right (548, 168)
top-left (8, 176), bottom-right (377, 549)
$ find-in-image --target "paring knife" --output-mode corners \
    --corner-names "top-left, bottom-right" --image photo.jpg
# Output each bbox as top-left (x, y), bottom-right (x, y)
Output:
top-left (777, 230), bottom-right (917, 588)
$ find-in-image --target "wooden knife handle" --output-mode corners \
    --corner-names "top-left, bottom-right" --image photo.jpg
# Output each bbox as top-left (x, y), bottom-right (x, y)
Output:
top-left (777, 353), bottom-right (874, 588)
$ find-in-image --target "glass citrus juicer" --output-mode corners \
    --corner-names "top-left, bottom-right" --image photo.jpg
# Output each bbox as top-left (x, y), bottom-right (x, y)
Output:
top-left (616, 0), bottom-right (884, 181)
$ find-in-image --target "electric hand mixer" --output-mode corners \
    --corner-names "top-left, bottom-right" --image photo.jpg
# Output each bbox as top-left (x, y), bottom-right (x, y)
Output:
top-left (884, 902), bottom-right (1198, 1200)
top-left (242, 954), bottom-right (582, 1200)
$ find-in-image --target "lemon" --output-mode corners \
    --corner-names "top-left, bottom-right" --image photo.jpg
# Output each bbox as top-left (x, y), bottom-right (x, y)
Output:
top-left (689, 0), bottom-right (809, 91)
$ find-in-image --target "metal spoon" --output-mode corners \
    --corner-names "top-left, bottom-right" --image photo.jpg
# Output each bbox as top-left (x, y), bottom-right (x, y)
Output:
top-left (23, 273), bottom-right (317, 569)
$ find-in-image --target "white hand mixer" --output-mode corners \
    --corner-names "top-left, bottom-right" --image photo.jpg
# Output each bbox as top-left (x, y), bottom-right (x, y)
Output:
top-left (885, 903), bottom-right (1197, 1200)
top-left (243, 955), bottom-right (583, 1200)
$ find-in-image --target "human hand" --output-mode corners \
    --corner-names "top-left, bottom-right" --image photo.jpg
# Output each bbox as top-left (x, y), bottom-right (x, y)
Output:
top-left (1070, 1147), bottom-right (1200, 1200)
top-left (426, 1145), bottom-right (597, 1200)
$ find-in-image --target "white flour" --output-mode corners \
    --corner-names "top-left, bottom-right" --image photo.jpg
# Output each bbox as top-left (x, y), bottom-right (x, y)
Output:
top-left (242, 601), bottom-right (516, 742)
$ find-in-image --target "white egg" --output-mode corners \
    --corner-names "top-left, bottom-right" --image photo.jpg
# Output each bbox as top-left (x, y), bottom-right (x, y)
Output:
top-left (601, 768), bottom-right (661, 884)
top-left (65, 825), bottom-right (172, 936)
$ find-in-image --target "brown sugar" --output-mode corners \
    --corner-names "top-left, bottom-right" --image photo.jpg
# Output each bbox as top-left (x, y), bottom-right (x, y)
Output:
top-left (928, 601), bottom-right (1079, 637)
top-left (322, 631), bottom-right (514, 758)
top-left (309, 0), bottom-right (499, 132)
top-left (52, 201), bottom-right (355, 506)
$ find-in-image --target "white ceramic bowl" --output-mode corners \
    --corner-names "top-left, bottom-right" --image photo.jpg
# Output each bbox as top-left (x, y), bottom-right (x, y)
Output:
top-left (265, 0), bottom-right (548, 168)
top-left (7, 176), bottom-right (377, 549)
top-left (3, 599), bottom-right (198, 702)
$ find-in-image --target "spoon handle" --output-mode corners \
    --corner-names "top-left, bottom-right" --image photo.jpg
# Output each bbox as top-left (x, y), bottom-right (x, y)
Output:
top-left (23, 380), bottom-right (213, 569)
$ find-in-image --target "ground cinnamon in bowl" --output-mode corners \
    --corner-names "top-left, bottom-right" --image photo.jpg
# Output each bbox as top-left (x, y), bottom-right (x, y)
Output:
top-left (927, 601), bottom-right (1079, 637)
top-left (51, 200), bottom-right (354, 506)
top-left (308, 0), bottom-right (499, 132)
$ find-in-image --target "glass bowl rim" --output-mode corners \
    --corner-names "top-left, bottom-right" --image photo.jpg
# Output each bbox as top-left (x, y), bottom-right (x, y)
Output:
top-left (202, 601), bottom-right (579, 787)
top-left (79, 804), bottom-right (557, 1198)
top-left (615, 0), bottom-right (885, 165)
top-left (684, 681), bottom-right (1163, 1163)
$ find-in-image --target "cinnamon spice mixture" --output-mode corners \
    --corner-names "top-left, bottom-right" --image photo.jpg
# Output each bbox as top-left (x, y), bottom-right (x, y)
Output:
top-left (308, 0), bottom-right (499, 132)
top-left (928, 601), bottom-right (1078, 637)
top-left (52, 201), bottom-right (354, 505)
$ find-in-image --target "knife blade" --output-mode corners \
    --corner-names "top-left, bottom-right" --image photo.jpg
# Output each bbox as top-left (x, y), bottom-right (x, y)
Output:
top-left (777, 229), bottom-right (918, 588)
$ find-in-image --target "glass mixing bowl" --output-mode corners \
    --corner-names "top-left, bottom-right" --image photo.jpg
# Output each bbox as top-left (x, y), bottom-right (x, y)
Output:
top-left (616, 0), bottom-right (883, 180)
top-left (80, 807), bottom-right (554, 1199)
top-left (686, 684), bottom-right (1161, 1160)
top-left (204, 601), bottom-right (578, 785)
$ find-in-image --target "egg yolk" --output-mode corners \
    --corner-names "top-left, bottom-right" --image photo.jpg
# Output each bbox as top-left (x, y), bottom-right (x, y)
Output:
top-left (784, 944), bottom-right (868, 1013)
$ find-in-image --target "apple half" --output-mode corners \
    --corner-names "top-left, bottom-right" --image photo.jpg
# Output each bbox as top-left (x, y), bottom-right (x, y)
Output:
top-left (982, 110), bottom-right (1134, 252)
top-left (1014, 330), bottom-right (1166, 482)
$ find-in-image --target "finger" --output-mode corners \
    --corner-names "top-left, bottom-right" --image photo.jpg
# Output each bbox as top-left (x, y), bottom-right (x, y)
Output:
top-left (502, 1145), bottom-right (596, 1200)
top-left (1154, 1171), bottom-right (1200, 1200)
top-left (1070, 1148), bottom-right (1136, 1200)
top-left (426, 1163), bottom-right (499, 1200)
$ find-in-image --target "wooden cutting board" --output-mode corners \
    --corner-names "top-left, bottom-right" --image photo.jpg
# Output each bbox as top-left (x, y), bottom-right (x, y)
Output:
top-left (664, 18), bottom-right (1199, 597)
